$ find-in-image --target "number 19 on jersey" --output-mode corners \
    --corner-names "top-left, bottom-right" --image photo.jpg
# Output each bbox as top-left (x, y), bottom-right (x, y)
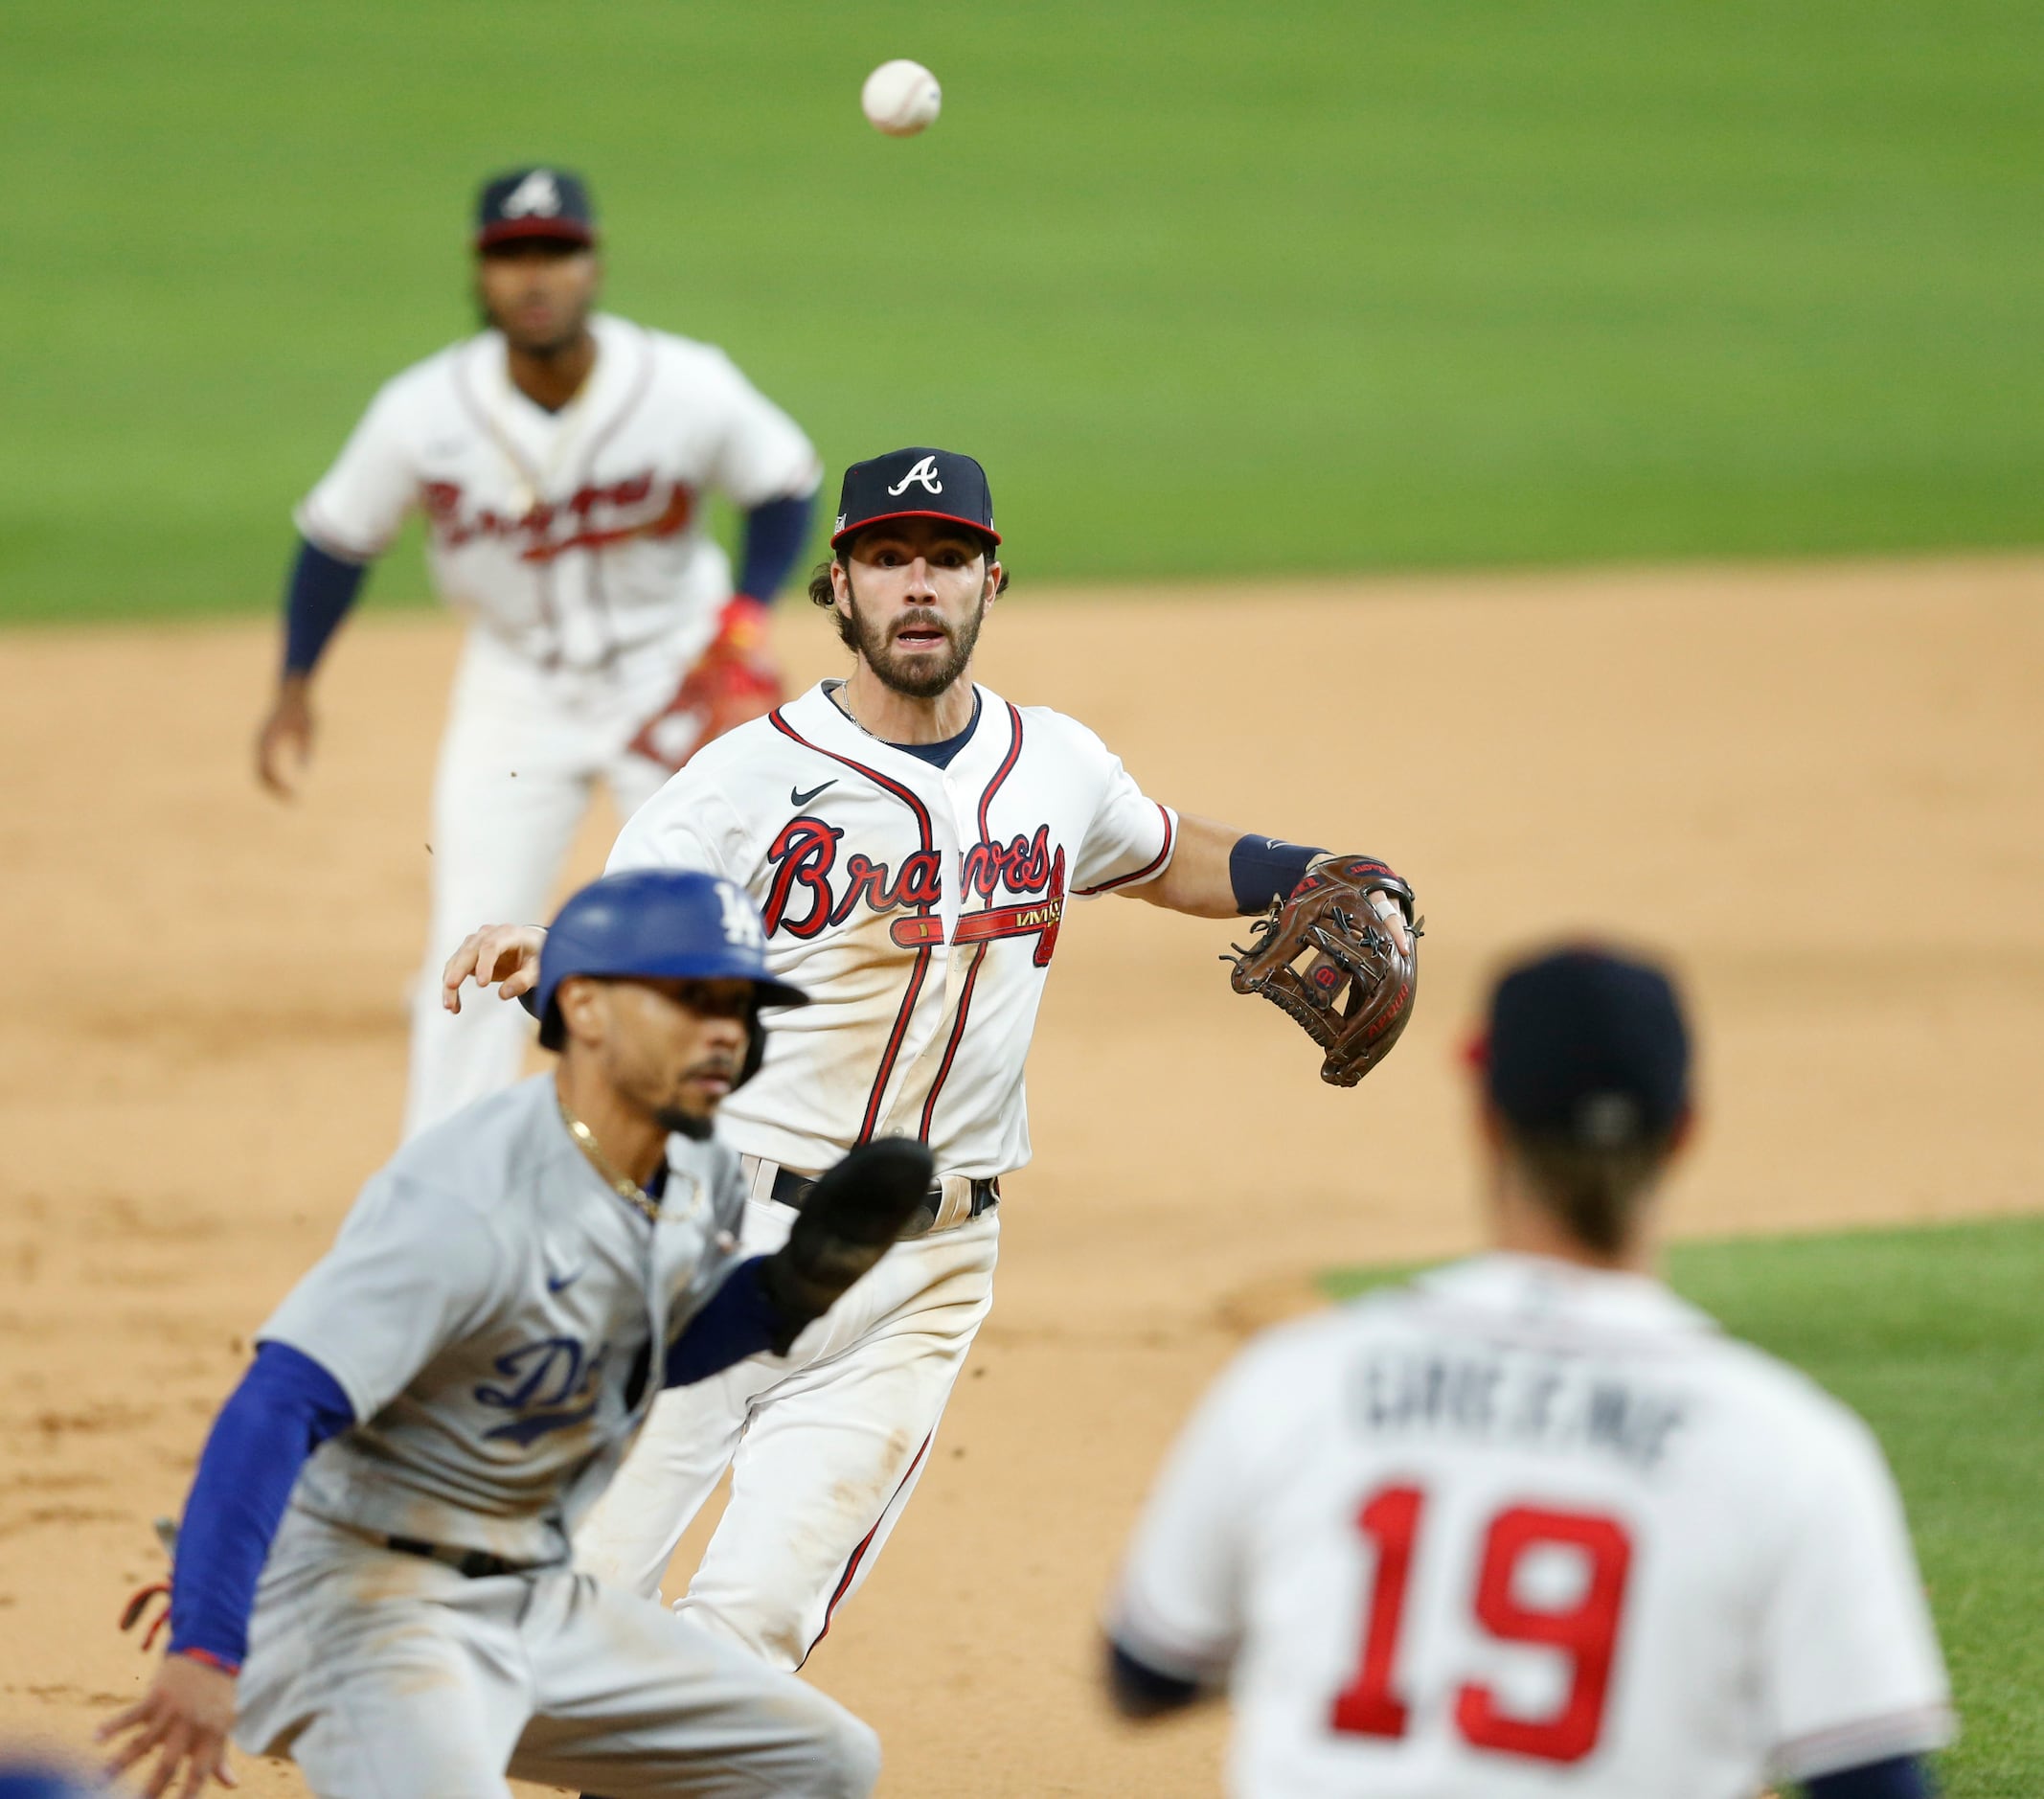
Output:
top-left (1330, 1483), bottom-right (1634, 1765)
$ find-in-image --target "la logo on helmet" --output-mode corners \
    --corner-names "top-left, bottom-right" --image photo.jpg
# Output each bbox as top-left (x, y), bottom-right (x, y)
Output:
top-left (503, 171), bottom-right (562, 217)
top-left (886, 456), bottom-right (943, 497)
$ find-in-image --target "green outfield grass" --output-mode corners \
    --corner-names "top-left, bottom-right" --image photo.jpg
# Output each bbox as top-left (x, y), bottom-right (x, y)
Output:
top-left (4, 0), bottom-right (2041, 623)
top-left (1323, 1216), bottom-right (2044, 1798)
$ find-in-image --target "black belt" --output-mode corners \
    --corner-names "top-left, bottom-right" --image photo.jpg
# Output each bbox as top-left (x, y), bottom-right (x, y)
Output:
top-left (768, 1167), bottom-right (998, 1230)
top-left (384, 1535), bottom-right (531, 1581)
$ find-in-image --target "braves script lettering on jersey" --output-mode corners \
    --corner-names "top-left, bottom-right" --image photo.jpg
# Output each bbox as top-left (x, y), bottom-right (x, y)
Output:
top-left (301, 311), bottom-right (820, 1137)
top-left (1111, 1255), bottom-right (1954, 1798)
top-left (609, 680), bottom-right (1174, 1177)
top-left (569, 679), bottom-right (1177, 1665)
top-left (302, 312), bottom-right (816, 670)
top-left (230, 1075), bottom-right (877, 1796)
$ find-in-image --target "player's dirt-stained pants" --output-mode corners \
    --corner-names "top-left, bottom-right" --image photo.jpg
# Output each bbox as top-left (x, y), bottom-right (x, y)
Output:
top-left (403, 625), bottom-right (704, 1140)
top-left (234, 1509), bottom-right (878, 1798)
top-left (574, 1197), bottom-right (999, 1671)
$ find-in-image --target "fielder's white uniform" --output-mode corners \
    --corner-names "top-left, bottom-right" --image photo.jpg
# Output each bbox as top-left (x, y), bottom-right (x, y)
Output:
top-left (233, 1072), bottom-right (876, 1797)
top-left (1110, 1253), bottom-right (1955, 1798)
top-left (572, 680), bottom-right (1178, 1666)
top-left (297, 312), bottom-right (819, 1136)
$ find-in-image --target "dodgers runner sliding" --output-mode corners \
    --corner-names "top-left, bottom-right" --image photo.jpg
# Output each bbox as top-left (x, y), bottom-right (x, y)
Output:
top-left (99, 869), bottom-right (941, 1799)
top-left (1106, 946), bottom-right (1954, 1799)
top-left (441, 445), bottom-right (1419, 1673)
top-left (253, 167), bottom-right (821, 1139)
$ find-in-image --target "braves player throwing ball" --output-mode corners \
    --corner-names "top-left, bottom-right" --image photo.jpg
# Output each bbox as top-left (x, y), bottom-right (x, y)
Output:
top-left (99, 870), bottom-right (938, 1798)
top-left (1107, 946), bottom-right (1954, 1798)
top-left (255, 168), bottom-right (821, 1139)
top-left (442, 445), bottom-right (1418, 1673)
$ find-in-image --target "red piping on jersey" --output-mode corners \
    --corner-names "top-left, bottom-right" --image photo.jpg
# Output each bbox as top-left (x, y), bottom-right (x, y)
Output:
top-left (918, 944), bottom-right (988, 1140)
top-left (1077, 803), bottom-right (1175, 895)
top-left (452, 348), bottom-right (564, 671)
top-left (859, 947), bottom-right (932, 1144)
top-left (769, 707), bottom-right (937, 1141)
top-left (802, 1432), bottom-right (934, 1669)
top-left (917, 702), bottom-right (1024, 1138)
top-left (978, 701), bottom-right (1024, 838)
top-left (571, 326), bottom-right (658, 671)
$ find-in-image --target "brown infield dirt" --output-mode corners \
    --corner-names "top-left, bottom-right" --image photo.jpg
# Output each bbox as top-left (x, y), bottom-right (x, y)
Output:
top-left (2, 555), bottom-right (2040, 1795)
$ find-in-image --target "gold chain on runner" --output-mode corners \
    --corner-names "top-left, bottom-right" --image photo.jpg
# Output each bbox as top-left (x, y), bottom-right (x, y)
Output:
top-left (557, 1093), bottom-right (669, 1226)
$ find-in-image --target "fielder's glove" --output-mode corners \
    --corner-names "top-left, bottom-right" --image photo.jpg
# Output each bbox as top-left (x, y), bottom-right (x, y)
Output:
top-left (1225, 854), bottom-right (1421, 1087)
top-left (758, 1138), bottom-right (936, 1353)
top-left (626, 595), bottom-right (784, 773)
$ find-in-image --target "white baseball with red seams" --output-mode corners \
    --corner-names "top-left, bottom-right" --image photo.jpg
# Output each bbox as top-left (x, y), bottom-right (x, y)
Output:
top-left (860, 59), bottom-right (942, 137)
top-left (571, 678), bottom-right (1176, 1665)
top-left (297, 311), bottom-right (818, 1135)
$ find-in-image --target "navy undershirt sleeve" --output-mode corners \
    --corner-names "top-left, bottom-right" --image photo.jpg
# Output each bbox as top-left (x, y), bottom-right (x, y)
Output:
top-left (1806, 1756), bottom-right (1934, 1799)
top-left (1228, 836), bottom-right (1324, 915)
top-left (1104, 1637), bottom-right (1204, 1718)
top-left (167, 1341), bottom-right (355, 1669)
top-left (664, 1256), bottom-right (788, 1386)
top-left (734, 490), bottom-right (815, 602)
top-left (282, 537), bottom-right (370, 676)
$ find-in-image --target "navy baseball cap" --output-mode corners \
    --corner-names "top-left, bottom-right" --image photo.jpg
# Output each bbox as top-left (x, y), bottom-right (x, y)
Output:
top-left (536, 870), bottom-right (806, 1050)
top-left (830, 446), bottom-right (1000, 549)
top-left (475, 167), bottom-right (597, 250)
top-left (1481, 945), bottom-right (1692, 1148)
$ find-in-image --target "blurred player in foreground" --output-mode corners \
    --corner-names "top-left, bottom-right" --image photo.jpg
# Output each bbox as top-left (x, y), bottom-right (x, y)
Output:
top-left (441, 445), bottom-right (1418, 1674)
top-left (99, 870), bottom-right (934, 1799)
top-left (254, 167), bottom-right (821, 1138)
top-left (1106, 945), bottom-right (1954, 1797)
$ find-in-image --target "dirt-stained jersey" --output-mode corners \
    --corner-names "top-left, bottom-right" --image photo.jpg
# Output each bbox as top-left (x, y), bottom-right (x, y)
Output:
top-left (606, 680), bottom-right (1177, 1177)
top-left (1110, 1254), bottom-right (1953, 1799)
top-left (296, 313), bottom-right (818, 672)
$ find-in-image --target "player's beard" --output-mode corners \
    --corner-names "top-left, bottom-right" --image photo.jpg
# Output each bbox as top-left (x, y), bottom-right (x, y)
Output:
top-left (843, 581), bottom-right (988, 700)
top-left (654, 1103), bottom-right (715, 1141)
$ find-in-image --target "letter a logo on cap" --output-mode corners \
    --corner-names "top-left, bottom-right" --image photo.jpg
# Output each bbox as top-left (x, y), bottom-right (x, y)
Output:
top-left (886, 455), bottom-right (944, 497)
top-left (503, 170), bottom-right (562, 218)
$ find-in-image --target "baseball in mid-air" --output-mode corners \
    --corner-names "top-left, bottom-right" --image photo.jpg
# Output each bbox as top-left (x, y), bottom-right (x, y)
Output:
top-left (861, 59), bottom-right (942, 136)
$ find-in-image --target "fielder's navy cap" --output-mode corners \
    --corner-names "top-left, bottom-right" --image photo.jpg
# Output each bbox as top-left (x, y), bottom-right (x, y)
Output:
top-left (1482, 945), bottom-right (1691, 1147)
top-left (475, 167), bottom-right (597, 250)
top-left (536, 869), bottom-right (806, 1050)
top-left (830, 446), bottom-right (1000, 549)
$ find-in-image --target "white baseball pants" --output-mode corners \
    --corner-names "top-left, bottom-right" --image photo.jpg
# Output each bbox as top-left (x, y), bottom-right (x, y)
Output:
top-left (403, 626), bottom-right (698, 1140)
top-left (574, 1200), bottom-right (999, 1671)
top-left (233, 1510), bottom-right (877, 1799)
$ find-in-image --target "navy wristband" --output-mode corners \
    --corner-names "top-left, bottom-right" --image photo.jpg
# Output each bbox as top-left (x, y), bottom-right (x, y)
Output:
top-left (282, 537), bottom-right (369, 675)
top-left (1229, 836), bottom-right (1324, 916)
top-left (735, 490), bottom-right (815, 603)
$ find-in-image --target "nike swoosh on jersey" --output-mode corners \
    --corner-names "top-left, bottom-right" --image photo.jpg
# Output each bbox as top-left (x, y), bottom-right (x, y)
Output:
top-left (545, 1267), bottom-right (583, 1294)
top-left (790, 780), bottom-right (838, 808)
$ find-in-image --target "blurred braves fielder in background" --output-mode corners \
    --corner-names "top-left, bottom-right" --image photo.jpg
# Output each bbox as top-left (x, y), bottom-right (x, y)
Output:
top-left (254, 167), bottom-right (821, 1138)
top-left (100, 869), bottom-right (939, 1799)
top-left (1107, 945), bottom-right (1953, 1799)
top-left (443, 444), bottom-right (1420, 1674)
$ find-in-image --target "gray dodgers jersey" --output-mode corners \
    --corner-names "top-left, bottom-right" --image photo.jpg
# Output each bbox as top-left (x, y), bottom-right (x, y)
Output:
top-left (260, 1074), bottom-right (747, 1565)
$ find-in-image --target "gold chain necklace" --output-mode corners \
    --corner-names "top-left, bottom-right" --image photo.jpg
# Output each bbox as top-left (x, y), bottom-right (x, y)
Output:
top-left (557, 1094), bottom-right (665, 1226)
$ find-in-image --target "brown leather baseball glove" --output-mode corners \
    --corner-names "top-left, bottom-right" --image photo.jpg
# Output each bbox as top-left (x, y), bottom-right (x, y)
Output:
top-left (626, 596), bottom-right (784, 774)
top-left (1225, 854), bottom-right (1420, 1087)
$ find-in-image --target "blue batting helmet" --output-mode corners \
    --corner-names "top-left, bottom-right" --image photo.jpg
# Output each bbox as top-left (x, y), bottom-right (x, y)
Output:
top-left (535, 870), bottom-right (807, 1059)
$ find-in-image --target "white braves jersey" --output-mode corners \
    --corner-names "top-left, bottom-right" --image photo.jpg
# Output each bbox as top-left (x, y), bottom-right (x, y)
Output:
top-left (607, 681), bottom-right (1177, 1177)
top-left (296, 312), bottom-right (818, 672)
top-left (1112, 1254), bottom-right (1953, 1799)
